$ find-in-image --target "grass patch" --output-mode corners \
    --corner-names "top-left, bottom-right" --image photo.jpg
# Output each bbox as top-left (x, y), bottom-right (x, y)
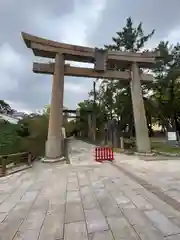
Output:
top-left (114, 139), bottom-right (180, 154)
top-left (113, 148), bottom-right (123, 153)
top-left (151, 142), bottom-right (180, 153)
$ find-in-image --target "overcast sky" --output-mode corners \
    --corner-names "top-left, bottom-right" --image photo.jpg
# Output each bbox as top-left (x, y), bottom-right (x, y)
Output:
top-left (0, 0), bottom-right (180, 113)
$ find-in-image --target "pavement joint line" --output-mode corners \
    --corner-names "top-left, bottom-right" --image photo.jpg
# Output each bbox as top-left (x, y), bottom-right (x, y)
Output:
top-left (111, 161), bottom-right (180, 213)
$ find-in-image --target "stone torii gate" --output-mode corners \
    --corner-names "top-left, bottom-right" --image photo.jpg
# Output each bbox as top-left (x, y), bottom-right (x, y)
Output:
top-left (22, 32), bottom-right (160, 160)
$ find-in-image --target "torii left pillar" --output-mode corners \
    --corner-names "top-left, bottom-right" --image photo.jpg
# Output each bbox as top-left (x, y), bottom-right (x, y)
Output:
top-left (45, 53), bottom-right (65, 161)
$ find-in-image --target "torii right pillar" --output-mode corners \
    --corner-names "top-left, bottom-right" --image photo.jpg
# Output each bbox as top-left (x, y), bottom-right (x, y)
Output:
top-left (131, 62), bottom-right (151, 152)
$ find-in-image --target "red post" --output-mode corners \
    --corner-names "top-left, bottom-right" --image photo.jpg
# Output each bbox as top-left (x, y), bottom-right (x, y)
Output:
top-left (98, 147), bottom-right (101, 162)
top-left (112, 148), bottom-right (114, 160)
top-left (107, 148), bottom-right (111, 160)
top-left (109, 148), bottom-right (112, 160)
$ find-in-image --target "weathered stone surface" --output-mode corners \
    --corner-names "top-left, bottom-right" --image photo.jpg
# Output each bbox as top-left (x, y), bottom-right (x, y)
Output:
top-left (107, 216), bottom-right (139, 239)
top-left (0, 191), bottom-right (40, 240)
top-left (165, 234), bottom-right (180, 240)
top-left (145, 209), bottom-right (180, 236)
top-left (0, 213), bottom-right (7, 223)
top-left (80, 186), bottom-right (94, 196)
top-left (65, 202), bottom-right (84, 223)
top-left (78, 174), bottom-right (90, 186)
top-left (0, 194), bottom-right (9, 205)
top-left (14, 198), bottom-right (48, 240)
top-left (123, 208), bottom-right (164, 240)
top-left (2, 139), bottom-right (180, 239)
top-left (95, 190), bottom-right (121, 217)
top-left (67, 181), bottom-right (79, 191)
top-left (81, 192), bottom-right (99, 209)
top-left (110, 190), bottom-right (130, 205)
top-left (39, 213), bottom-right (64, 240)
top-left (0, 181), bottom-right (33, 213)
top-left (66, 191), bottom-right (81, 203)
top-left (85, 208), bottom-right (109, 233)
top-left (64, 221), bottom-right (88, 240)
top-left (123, 188), bottom-right (153, 210)
top-left (89, 230), bottom-right (114, 240)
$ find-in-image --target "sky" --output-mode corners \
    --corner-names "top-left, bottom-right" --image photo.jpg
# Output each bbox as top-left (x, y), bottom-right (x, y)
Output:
top-left (0, 0), bottom-right (180, 113)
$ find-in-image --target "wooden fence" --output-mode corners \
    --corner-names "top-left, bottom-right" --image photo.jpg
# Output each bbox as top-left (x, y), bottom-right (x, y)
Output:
top-left (0, 152), bottom-right (35, 177)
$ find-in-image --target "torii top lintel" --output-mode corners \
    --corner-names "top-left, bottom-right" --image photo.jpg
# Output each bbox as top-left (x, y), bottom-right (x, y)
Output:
top-left (21, 32), bottom-right (160, 68)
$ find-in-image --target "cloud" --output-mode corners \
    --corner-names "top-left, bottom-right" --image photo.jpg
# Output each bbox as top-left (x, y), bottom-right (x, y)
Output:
top-left (0, 0), bottom-right (180, 113)
top-left (165, 27), bottom-right (180, 44)
top-left (65, 81), bottom-right (88, 94)
top-left (0, 0), bottom-right (107, 112)
top-left (90, 0), bottom-right (180, 47)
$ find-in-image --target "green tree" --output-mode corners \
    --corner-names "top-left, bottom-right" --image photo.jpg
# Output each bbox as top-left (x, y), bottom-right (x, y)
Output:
top-left (105, 17), bottom-right (154, 52)
top-left (151, 41), bottom-right (180, 132)
top-left (0, 100), bottom-right (14, 114)
top-left (98, 17), bottom-right (155, 135)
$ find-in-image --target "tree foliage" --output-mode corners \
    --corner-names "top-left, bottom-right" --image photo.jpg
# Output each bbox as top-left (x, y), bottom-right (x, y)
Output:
top-left (0, 100), bottom-right (14, 114)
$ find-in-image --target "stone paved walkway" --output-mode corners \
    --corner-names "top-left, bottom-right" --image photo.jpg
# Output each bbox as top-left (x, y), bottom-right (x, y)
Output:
top-left (1, 139), bottom-right (180, 239)
top-left (114, 153), bottom-right (180, 205)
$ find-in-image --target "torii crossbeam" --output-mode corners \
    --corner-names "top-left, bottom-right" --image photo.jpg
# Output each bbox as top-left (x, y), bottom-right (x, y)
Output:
top-left (22, 32), bottom-right (160, 160)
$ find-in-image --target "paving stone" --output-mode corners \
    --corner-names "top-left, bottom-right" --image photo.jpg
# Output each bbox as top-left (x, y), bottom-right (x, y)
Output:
top-left (78, 173), bottom-right (90, 186)
top-left (145, 209), bottom-right (180, 236)
top-left (3, 139), bottom-right (180, 239)
top-left (88, 173), bottom-right (99, 182)
top-left (48, 202), bottom-right (65, 215)
top-left (80, 186), bottom-right (94, 196)
top-left (84, 208), bottom-right (109, 233)
top-left (110, 190), bottom-right (131, 205)
top-left (0, 200), bottom-right (37, 240)
top-left (79, 178), bottom-right (90, 186)
top-left (68, 172), bottom-right (77, 177)
top-left (66, 191), bottom-right (81, 203)
top-left (123, 208), bottom-right (164, 240)
top-left (123, 189), bottom-right (153, 210)
top-left (165, 234), bottom-right (180, 240)
top-left (49, 194), bottom-right (66, 205)
top-left (64, 221), bottom-right (88, 240)
top-left (89, 230), bottom-right (114, 240)
top-left (137, 188), bottom-right (180, 219)
top-left (39, 213), bottom-right (64, 240)
top-left (65, 202), bottom-right (84, 223)
top-left (20, 191), bottom-right (39, 203)
top-left (0, 192), bottom-right (25, 213)
top-left (0, 194), bottom-right (9, 204)
top-left (117, 200), bottom-right (137, 209)
top-left (15, 229), bottom-right (41, 240)
top-left (14, 209), bottom-right (47, 239)
top-left (91, 180), bottom-right (105, 189)
top-left (107, 216), bottom-right (139, 240)
top-left (104, 181), bottom-right (118, 191)
top-left (81, 192), bottom-right (99, 209)
top-left (0, 213), bottom-right (7, 223)
top-left (67, 181), bottom-right (79, 191)
top-left (95, 190), bottom-right (121, 217)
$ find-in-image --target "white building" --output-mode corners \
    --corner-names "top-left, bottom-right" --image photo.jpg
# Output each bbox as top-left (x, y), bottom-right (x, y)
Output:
top-left (0, 113), bottom-right (20, 124)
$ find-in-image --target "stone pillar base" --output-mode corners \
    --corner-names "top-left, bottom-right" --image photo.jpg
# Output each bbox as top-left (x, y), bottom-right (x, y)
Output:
top-left (41, 156), bottom-right (65, 163)
top-left (45, 136), bottom-right (63, 159)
